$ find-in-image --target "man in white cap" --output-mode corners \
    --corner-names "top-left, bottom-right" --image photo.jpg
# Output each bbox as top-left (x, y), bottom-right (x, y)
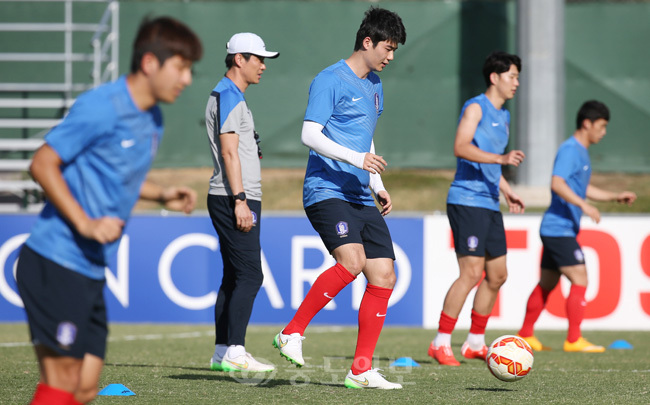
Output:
top-left (205, 33), bottom-right (279, 372)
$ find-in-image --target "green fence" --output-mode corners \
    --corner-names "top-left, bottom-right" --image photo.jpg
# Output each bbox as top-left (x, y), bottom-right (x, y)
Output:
top-left (1, 0), bottom-right (648, 172)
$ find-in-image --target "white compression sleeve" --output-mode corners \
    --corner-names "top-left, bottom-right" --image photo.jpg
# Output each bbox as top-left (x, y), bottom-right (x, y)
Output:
top-left (301, 121), bottom-right (365, 169)
top-left (368, 140), bottom-right (386, 194)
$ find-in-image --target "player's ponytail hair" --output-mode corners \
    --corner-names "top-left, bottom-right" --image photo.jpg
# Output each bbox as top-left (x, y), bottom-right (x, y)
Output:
top-left (130, 16), bottom-right (203, 73)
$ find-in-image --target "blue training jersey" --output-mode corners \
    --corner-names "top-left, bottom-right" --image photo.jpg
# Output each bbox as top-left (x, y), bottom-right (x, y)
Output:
top-left (302, 59), bottom-right (383, 208)
top-left (25, 75), bottom-right (163, 280)
top-left (447, 93), bottom-right (511, 211)
top-left (540, 136), bottom-right (591, 237)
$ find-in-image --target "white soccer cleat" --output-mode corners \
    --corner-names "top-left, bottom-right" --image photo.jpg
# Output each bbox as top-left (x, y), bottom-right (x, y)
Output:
top-left (344, 368), bottom-right (403, 390)
top-left (220, 352), bottom-right (275, 372)
top-left (273, 332), bottom-right (305, 367)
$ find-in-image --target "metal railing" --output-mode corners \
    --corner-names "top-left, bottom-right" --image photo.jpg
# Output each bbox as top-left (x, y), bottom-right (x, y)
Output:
top-left (0, 0), bottom-right (119, 208)
top-left (0, 0), bottom-right (119, 97)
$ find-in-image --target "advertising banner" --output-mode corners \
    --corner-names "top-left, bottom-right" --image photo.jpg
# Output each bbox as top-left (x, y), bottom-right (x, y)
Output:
top-left (1, 214), bottom-right (648, 330)
top-left (0, 214), bottom-right (423, 326)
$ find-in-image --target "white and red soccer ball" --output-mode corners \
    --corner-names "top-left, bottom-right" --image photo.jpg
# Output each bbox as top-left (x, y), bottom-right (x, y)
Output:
top-left (486, 335), bottom-right (534, 382)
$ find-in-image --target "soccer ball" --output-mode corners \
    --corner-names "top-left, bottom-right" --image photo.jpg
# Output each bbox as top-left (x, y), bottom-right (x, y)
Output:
top-left (486, 335), bottom-right (534, 382)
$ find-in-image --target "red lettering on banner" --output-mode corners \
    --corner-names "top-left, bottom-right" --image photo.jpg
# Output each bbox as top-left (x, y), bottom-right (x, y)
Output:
top-left (546, 230), bottom-right (621, 319)
top-left (639, 235), bottom-right (650, 316)
top-left (448, 229), bottom-right (528, 316)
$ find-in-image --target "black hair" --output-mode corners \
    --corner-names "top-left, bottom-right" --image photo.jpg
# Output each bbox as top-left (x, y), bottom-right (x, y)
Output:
top-left (225, 53), bottom-right (253, 69)
top-left (482, 51), bottom-right (522, 87)
top-left (353, 6), bottom-right (407, 51)
top-left (576, 100), bottom-right (610, 129)
top-left (130, 16), bottom-right (203, 74)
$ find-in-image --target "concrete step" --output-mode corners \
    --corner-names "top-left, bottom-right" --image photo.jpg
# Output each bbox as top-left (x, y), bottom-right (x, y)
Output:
top-left (0, 118), bottom-right (60, 129)
top-left (0, 139), bottom-right (44, 151)
top-left (0, 83), bottom-right (90, 92)
top-left (0, 180), bottom-right (40, 191)
top-left (0, 98), bottom-right (75, 109)
top-left (0, 160), bottom-right (31, 171)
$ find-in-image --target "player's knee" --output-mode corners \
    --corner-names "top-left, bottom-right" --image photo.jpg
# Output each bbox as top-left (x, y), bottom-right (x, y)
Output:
top-left (249, 271), bottom-right (264, 289)
top-left (383, 271), bottom-right (397, 289)
top-left (239, 266), bottom-right (264, 288)
top-left (76, 385), bottom-right (98, 404)
top-left (460, 268), bottom-right (484, 286)
top-left (492, 272), bottom-right (508, 288)
top-left (339, 257), bottom-right (366, 274)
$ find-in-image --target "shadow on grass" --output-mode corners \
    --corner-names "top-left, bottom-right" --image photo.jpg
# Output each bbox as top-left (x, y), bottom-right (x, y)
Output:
top-left (467, 387), bottom-right (514, 392)
top-left (168, 373), bottom-right (347, 388)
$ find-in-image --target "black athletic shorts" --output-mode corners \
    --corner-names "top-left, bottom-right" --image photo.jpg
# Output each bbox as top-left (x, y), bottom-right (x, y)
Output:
top-left (16, 245), bottom-right (108, 359)
top-left (305, 198), bottom-right (395, 260)
top-left (447, 203), bottom-right (507, 258)
top-left (540, 236), bottom-right (585, 270)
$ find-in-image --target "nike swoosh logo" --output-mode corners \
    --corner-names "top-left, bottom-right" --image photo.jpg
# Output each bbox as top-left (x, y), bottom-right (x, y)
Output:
top-left (376, 312), bottom-right (386, 317)
top-left (491, 122), bottom-right (499, 127)
top-left (226, 359), bottom-right (249, 369)
top-left (352, 97), bottom-right (362, 102)
top-left (349, 376), bottom-right (369, 386)
top-left (324, 292), bottom-right (334, 299)
top-left (278, 337), bottom-right (288, 348)
top-left (121, 139), bottom-right (136, 148)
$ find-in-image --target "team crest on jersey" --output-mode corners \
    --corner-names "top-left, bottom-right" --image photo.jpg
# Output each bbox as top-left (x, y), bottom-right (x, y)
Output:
top-left (251, 211), bottom-right (258, 226)
top-left (56, 321), bottom-right (77, 348)
top-left (574, 249), bottom-right (585, 263)
top-left (374, 93), bottom-right (379, 113)
top-left (467, 235), bottom-right (479, 251)
top-left (336, 221), bottom-right (349, 237)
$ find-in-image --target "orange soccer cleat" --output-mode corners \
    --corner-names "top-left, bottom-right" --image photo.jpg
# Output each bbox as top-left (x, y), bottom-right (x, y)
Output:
top-left (428, 342), bottom-right (460, 366)
top-left (461, 342), bottom-right (488, 361)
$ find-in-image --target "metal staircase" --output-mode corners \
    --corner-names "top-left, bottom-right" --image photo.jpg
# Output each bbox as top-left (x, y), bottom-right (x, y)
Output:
top-left (0, 0), bottom-right (119, 210)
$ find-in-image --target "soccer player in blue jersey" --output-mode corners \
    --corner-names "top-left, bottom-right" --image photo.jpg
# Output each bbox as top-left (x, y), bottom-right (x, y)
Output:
top-left (15, 17), bottom-right (202, 404)
top-left (429, 51), bottom-right (526, 366)
top-left (518, 100), bottom-right (636, 353)
top-left (205, 32), bottom-right (279, 373)
top-left (273, 7), bottom-right (406, 389)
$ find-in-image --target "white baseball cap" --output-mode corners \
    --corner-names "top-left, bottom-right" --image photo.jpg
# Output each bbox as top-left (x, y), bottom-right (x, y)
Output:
top-left (226, 33), bottom-right (279, 59)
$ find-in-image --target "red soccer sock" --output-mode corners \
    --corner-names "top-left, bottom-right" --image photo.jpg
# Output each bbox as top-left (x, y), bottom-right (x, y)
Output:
top-left (283, 263), bottom-right (356, 335)
top-left (469, 309), bottom-right (490, 335)
top-left (437, 311), bottom-right (458, 335)
top-left (519, 284), bottom-right (552, 337)
top-left (566, 284), bottom-right (587, 343)
top-left (31, 383), bottom-right (77, 405)
top-left (351, 284), bottom-right (392, 375)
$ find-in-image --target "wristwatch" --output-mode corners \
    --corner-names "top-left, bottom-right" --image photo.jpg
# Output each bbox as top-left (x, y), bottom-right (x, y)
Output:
top-left (234, 192), bottom-right (246, 201)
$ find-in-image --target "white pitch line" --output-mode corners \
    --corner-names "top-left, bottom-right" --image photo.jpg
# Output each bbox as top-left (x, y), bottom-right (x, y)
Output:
top-left (109, 330), bottom-right (212, 342)
top-left (0, 341), bottom-right (31, 348)
top-left (0, 330), bottom-right (214, 348)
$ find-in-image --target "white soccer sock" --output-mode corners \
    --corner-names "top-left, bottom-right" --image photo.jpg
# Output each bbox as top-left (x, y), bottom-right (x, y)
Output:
top-left (466, 333), bottom-right (486, 350)
top-left (434, 333), bottom-right (452, 347)
top-left (226, 344), bottom-right (246, 359)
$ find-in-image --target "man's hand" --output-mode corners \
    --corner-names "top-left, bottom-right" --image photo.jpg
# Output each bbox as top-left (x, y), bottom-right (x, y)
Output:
top-left (363, 153), bottom-right (387, 174)
top-left (77, 217), bottom-right (125, 244)
top-left (582, 203), bottom-right (601, 224)
top-left (161, 186), bottom-right (197, 214)
top-left (499, 150), bottom-right (526, 167)
top-left (616, 191), bottom-right (637, 206)
top-left (503, 190), bottom-right (525, 214)
top-left (376, 190), bottom-right (392, 216)
top-left (234, 200), bottom-right (254, 232)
